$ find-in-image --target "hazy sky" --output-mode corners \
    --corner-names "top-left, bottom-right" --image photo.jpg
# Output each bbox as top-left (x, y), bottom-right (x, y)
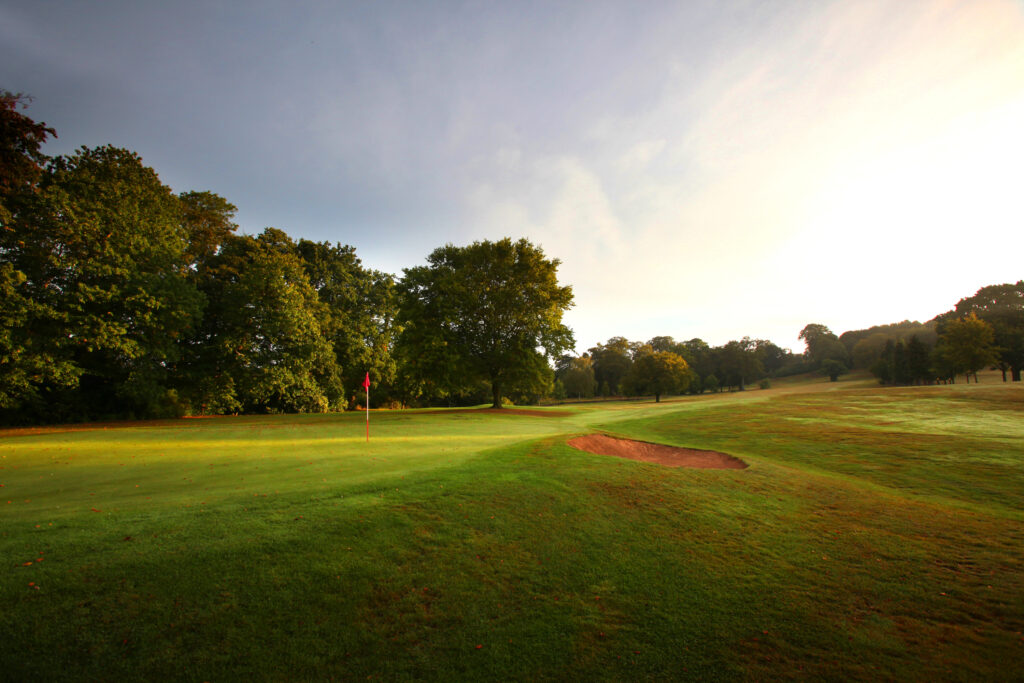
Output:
top-left (3, 0), bottom-right (1022, 352)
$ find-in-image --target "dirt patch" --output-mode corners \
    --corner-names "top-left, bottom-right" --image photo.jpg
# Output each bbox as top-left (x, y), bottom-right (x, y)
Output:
top-left (567, 434), bottom-right (748, 470)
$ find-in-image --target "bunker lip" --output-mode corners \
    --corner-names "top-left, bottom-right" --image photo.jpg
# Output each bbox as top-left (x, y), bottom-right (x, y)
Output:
top-left (568, 433), bottom-right (748, 470)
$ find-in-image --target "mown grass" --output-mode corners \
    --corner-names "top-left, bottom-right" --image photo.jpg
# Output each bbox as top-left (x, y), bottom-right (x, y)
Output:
top-left (2, 383), bottom-right (1022, 680)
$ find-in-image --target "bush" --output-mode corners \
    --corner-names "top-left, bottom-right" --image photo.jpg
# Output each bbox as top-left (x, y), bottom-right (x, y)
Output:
top-left (758, 379), bottom-right (771, 390)
top-left (821, 359), bottom-right (848, 382)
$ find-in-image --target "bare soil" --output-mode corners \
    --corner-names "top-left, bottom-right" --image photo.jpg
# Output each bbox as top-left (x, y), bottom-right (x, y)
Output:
top-left (568, 434), bottom-right (748, 469)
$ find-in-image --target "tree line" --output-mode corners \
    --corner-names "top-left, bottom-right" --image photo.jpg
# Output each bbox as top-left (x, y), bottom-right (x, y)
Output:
top-left (554, 336), bottom-right (802, 402)
top-left (554, 288), bottom-right (1022, 404)
top-left (1, 93), bottom-right (574, 423)
top-left (2, 93), bottom-right (1020, 424)
top-left (795, 284), bottom-right (1023, 387)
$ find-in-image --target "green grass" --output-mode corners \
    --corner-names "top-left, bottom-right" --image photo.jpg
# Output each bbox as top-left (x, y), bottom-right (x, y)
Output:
top-left (2, 381), bottom-right (1023, 680)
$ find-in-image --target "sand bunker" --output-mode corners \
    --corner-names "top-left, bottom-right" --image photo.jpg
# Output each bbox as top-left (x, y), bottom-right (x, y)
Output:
top-left (568, 434), bottom-right (748, 470)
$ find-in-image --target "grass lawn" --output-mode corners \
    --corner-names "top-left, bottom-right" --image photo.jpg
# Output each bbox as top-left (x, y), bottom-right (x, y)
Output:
top-left (2, 378), bottom-right (1022, 680)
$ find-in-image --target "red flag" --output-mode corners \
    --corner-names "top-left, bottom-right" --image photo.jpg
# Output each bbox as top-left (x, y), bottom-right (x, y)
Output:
top-left (363, 372), bottom-right (370, 442)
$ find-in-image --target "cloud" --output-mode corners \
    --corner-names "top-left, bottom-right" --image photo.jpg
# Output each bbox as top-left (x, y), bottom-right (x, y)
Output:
top-left (462, 0), bottom-right (1024, 351)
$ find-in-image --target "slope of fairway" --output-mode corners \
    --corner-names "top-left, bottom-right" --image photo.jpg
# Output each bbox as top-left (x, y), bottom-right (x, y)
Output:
top-left (2, 384), bottom-right (1022, 680)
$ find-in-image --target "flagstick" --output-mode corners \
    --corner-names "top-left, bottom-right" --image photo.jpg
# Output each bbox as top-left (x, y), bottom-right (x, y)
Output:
top-left (361, 371), bottom-right (371, 443)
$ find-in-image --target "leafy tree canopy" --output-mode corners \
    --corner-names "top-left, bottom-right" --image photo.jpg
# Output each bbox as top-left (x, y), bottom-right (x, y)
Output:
top-left (948, 281), bottom-right (1024, 381)
top-left (398, 238), bottom-right (574, 408)
top-left (936, 313), bottom-right (998, 384)
top-left (623, 346), bottom-right (690, 402)
top-left (587, 336), bottom-right (634, 394)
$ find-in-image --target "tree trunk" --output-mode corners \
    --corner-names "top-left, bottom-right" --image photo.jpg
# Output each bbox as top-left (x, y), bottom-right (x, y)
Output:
top-left (491, 381), bottom-right (502, 409)
top-left (655, 393), bottom-right (661, 402)
top-left (1013, 366), bottom-right (1022, 382)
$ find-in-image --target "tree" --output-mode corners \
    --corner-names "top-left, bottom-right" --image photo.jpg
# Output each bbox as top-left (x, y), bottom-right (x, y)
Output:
top-left (179, 190), bottom-right (238, 266)
top-left (4, 145), bottom-right (203, 420)
top-left (678, 338), bottom-right (714, 393)
top-left (397, 238), bottom-right (574, 408)
top-left (947, 282), bottom-right (1024, 381)
top-left (905, 334), bottom-right (932, 384)
top-left (753, 339), bottom-right (791, 376)
top-left (0, 92), bottom-right (77, 418)
top-left (186, 229), bottom-right (343, 413)
top-left (717, 337), bottom-right (763, 390)
top-left (296, 239), bottom-right (398, 407)
top-left (623, 346), bottom-right (690, 402)
top-left (821, 358), bottom-right (847, 382)
top-left (852, 332), bottom-right (893, 371)
top-left (0, 92), bottom-right (56, 226)
top-left (588, 337), bottom-right (633, 395)
top-left (799, 323), bottom-right (847, 370)
top-left (561, 355), bottom-right (596, 399)
top-left (936, 313), bottom-right (998, 384)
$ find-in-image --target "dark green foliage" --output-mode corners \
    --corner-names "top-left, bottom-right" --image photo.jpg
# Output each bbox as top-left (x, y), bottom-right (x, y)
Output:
top-left (186, 229), bottom-right (343, 414)
top-left (295, 239), bottom-right (398, 407)
top-left (560, 355), bottom-right (596, 399)
top-left (587, 337), bottom-right (633, 395)
top-left (870, 336), bottom-right (935, 386)
top-left (840, 320), bottom-right (936, 367)
top-left (717, 337), bottom-right (763, 390)
top-left (397, 238), bottom-right (574, 408)
top-left (947, 282), bottom-right (1024, 381)
top-left (0, 92), bottom-right (56, 224)
top-left (753, 338), bottom-right (791, 375)
top-left (799, 323), bottom-right (848, 372)
top-left (622, 346), bottom-right (690, 401)
top-left (178, 190), bottom-right (238, 266)
top-left (3, 145), bottom-right (203, 420)
top-left (935, 313), bottom-right (998, 384)
top-left (0, 93), bottom-right (77, 417)
top-left (820, 358), bottom-right (847, 382)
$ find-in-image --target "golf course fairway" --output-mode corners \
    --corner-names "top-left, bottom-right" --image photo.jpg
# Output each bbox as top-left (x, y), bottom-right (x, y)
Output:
top-left (3, 377), bottom-right (1022, 680)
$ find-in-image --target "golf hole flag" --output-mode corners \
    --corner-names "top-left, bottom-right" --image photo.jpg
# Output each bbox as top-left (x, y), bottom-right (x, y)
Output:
top-left (363, 372), bottom-right (370, 442)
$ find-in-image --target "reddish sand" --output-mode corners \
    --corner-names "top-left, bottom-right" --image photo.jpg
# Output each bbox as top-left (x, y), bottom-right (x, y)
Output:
top-left (567, 434), bottom-right (748, 470)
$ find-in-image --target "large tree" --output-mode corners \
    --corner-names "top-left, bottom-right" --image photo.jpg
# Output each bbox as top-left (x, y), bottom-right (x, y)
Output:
top-left (0, 92), bottom-right (56, 224)
top-left (588, 336), bottom-right (633, 395)
top-left (0, 92), bottom-right (77, 417)
top-left (948, 282), bottom-right (1024, 381)
top-left (799, 323), bottom-right (848, 368)
top-left (3, 145), bottom-right (202, 420)
top-left (187, 229), bottom-right (343, 414)
top-left (623, 346), bottom-right (690, 402)
top-left (717, 337), bottom-right (764, 391)
top-left (178, 190), bottom-right (238, 266)
top-left (936, 313), bottom-right (998, 384)
top-left (397, 238), bottom-right (574, 408)
top-left (561, 355), bottom-right (596, 399)
top-left (296, 239), bottom-right (398, 407)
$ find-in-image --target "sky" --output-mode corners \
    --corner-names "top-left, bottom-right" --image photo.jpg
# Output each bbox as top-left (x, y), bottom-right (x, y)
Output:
top-left (3, 0), bottom-right (1022, 353)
